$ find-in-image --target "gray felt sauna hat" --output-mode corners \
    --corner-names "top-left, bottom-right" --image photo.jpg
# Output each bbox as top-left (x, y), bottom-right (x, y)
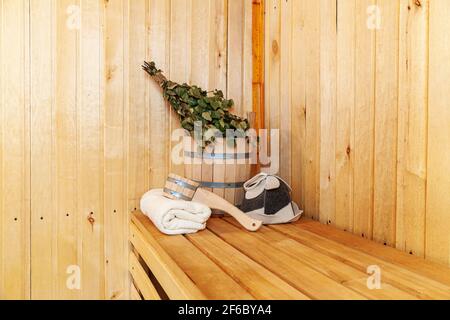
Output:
top-left (240, 173), bottom-right (303, 225)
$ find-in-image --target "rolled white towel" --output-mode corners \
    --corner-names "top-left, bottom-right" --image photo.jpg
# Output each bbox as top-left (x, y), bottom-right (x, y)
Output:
top-left (140, 189), bottom-right (211, 235)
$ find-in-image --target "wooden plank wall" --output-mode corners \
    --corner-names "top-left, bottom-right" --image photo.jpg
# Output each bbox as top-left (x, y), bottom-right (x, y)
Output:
top-left (0, 0), bottom-right (252, 300)
top-left (267, 0), bottom-right (450, 266)
top-left (0, 0), bottom-right (31, 300)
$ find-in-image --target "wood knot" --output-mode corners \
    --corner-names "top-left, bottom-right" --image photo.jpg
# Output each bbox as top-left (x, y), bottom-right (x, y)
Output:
top-left (88, 213), bottom-right (96, 228)
top-left (106, 65), bottom-right (117, 81)
top-left (272, 40), bottom-right (279, 55)
top-left (414, 0), bottom-right (421, 7)
top-left (346, 146), bottom-right (351, 156)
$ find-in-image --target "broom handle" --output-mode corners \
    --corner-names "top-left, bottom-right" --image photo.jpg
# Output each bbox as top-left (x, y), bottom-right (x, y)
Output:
top-left (193, 188), bottom-right (262, 232)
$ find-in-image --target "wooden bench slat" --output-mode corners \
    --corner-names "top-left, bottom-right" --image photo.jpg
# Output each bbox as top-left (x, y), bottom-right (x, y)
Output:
top-left (341, 279), bottom-right (418, 300)
top-left (224, 218), bottom-right (418, 300)
top-left (129, 212), bottom-right (450, 300)
top-left (133, 213), bottom-right (254, 300)
top-left (130, 217), bottom-right (206, 300)
top-left (130, 282), bottom-right (143, 301)
top-left (207, 219), bottom-right (366, 300)
top-left (187, 229), bottom-right (309, 300)
top-left (296, 219), bottom-right (450, 286)
top-left (129, 251), bottom-right (161, 300)
top-left (271, 223), bottom-right (450, 300)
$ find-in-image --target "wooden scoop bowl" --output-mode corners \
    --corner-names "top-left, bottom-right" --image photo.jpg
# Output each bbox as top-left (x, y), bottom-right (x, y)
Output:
top-left (163, 174), bottom-right (262, 232)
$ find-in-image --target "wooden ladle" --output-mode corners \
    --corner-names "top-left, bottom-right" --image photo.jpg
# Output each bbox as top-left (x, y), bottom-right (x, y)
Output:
top-left (163, 174), bottom-right (262, 232)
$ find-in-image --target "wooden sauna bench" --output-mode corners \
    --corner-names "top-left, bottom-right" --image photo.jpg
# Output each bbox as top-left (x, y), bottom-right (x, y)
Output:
top-left (129, 212), bottom-right (450, 300)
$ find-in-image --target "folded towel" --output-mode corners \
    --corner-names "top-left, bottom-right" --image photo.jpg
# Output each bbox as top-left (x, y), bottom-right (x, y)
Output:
top-left (140, 189), bottom-right (211, 235)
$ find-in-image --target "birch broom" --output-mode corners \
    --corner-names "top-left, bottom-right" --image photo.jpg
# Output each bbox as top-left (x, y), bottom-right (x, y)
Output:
top-left (143, 61), bottom-right (250, 146)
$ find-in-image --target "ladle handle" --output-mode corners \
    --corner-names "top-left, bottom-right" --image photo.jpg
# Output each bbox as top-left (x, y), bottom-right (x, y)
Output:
top-left (193, 188), bottom-right (262, 232)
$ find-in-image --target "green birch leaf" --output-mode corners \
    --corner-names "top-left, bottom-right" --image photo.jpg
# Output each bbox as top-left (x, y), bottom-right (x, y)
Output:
top-left (202, 112), bottom-right (212, 121)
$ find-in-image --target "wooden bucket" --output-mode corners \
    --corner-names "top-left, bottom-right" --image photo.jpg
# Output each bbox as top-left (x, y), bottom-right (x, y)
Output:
top-left (183, 136), bottom-right (253, 206)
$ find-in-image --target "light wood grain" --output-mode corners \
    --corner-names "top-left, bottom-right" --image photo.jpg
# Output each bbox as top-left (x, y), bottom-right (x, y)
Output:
top-left (208, 219), bottom-right (366, 300)
top-left (129, 251), bottom-right (161, 300)
top-left (148, 0), bottom-right (170, 190)
top-left (303, 0), bottom-right (321, 220)
top-left (427, 0), bottom-right (450, 266)
top-left (128, 0), bottom-right (150, 205)
top-left (273, 221), bottom-right (450, 299)
top-left (188, 228), bottom-right (309, 300)
top-left (290, 0), bottom-right (306, 210)
top-left (78, 0), bottom-right (105, 299)
top-left (104, 0), bottom-right (127, 300)
top-left (193, 188), bottom-right (262, 232)
top-left (55, 0), bottom-right (80, 301)
top-left (169, 0), bottom-right (191, 177)
top-left (353, 0), bottom-right (376, 240)
top-left (30, 0), bottom-right (55, 300)
top-left (335, 0), bottom-right (355, 231)
top-left (279, 0), bottom-right (292, 184)
top-left (319, 0), bottom-right (337, 226)
top-left (397, 0), bottom-right (428, 257)
top-left (373, 0), bottom-right (400, 246)
top-left (191, 0), bottom-right (212, 191)
top-left (136, 213), bottom-right (254, 300)
top-left (271, 0), bottom-right (450, 266)
top-left (130, 215), bottom-right (206, 300)
top-left (225, 218), bottom-right (416, 300)
top-left (130, 282), bottom-right (143, 300)
top-left (0, 0), bottom-right (31, 300)
top-left (25, 0), bottom-right (252, 300)
top-left (294, 219), bottom-right (450, 287)
top-left (0, 0), bottom-right (256, 300)
top-left (128, 213), bottom-right (450, 300)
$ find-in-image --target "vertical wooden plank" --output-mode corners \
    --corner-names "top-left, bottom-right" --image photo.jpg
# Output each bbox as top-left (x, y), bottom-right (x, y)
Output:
top-left (228, 0), bottom-right (246, 117)
top-left (239, 0), bottom-right (253, 202)
top-left (319, 0), bottom-right (336, 226)
top-left (252, 0), bottom-right (265, 131)
top-left (304, 0), bottom-right (321, 220)
top-left (264, 0), bottom-right (280, 155)
top-left (226, 0), bottom-right (247, 203)
top-left (335, 0), bottom-right (355, 231)
top-left (127, 0), bottom-right (148, 299)
top-left (212, 0), bottom-right (228, 198)
top-left (190, 0), bottom-right (211, 89)
top-left (79, 0), bottom-right (104, 299)
top-left (55, 0), bottom-right (80, 300)
top-left (148, 0), bottom-right (170, 189)
top-left (373, 0), bottom-right (400, 246)
top-left (353, 0), bottom-right (376, 240)
top-left (427, 0), bottom-right (450, 266)
top-left (397, 0), bottom-right (429, 257)
top-left (170, 0), bottom-right (191, 177)
top-left (30, 0), bottom-right (55, 300)
top-left (103, 0), bottom-right (127, 300)
top-left (191, 0), bottom-right (212, 191)
top-left (242, 0), bottom-right (253, 117)
top-left (279, 0), bottom-right (291, 184)
top-left (291, 0), bottom-right (306, 210)
top-left (396, 0), bottom-right (428, 257)
top-left (211, 0), bottom-right (228, 95)
top-left (128, 0), bottom-right (150, 207)
top-left (0, 0), bottom-right (31, 300)
top-left (0, 0), bottom-right (3, 299)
